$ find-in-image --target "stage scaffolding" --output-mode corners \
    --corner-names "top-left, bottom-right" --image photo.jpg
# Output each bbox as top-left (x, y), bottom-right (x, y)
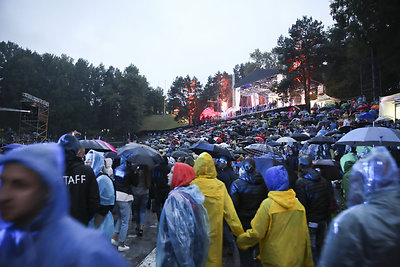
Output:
top-left (19, 92), bottom-right (49, 143)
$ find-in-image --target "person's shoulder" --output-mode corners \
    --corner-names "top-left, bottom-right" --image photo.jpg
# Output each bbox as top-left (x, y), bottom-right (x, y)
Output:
top-left (56, 217), bottom-right (128, 265)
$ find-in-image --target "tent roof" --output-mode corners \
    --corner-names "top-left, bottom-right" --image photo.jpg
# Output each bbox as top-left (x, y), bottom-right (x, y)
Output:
top-left (235, 69), bottom-right (279, 88)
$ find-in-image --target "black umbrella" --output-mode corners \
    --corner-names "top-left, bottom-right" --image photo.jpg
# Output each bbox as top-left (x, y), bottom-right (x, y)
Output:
top-left (189, 140), bottom-right (233, 159)
top-left (171, 150), bottom-right (189, 159)
top-left (338, 125), bottom-right (355, 134)
top-left (308, 136), bottom-right (336, 145)
top-left (291, 133), bottom-right (310, 141)
top-left (117, 143), bottom-right (163, 168)
top-left (80, 140), bottom-right (112, 152)
top-left (325, 129), bottom-right (341, 136)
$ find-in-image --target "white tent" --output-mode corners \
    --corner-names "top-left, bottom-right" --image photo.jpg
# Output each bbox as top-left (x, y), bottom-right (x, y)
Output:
top-left (379, 93), bottom-right (400, 120)
top-left (310, 94), bottom-right (340, 107)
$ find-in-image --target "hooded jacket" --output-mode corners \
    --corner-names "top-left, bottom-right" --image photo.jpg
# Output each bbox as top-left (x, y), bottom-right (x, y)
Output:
top-left (319, 147), bottom-right (400, 267)
top-left (156, 162), bottom-right (210, 267)
top-left (295, 168), bottom-right (330, 222)
top-left (192, 152), bottom-right (244, 267)
top-left (230, 167), bottom-right (268, 230)
top-left (237, 166), bottom-right (314, 267)
top-left (58, 134), bottom-right (100, 225)
top-left (0, 143), bottom-right (129, 267)
top-left (86, 150), bottom-right (115, 239)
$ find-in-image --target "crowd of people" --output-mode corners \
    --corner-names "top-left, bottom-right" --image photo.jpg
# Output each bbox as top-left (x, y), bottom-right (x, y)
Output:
top-left (1, 97), bottom-right (400, 266)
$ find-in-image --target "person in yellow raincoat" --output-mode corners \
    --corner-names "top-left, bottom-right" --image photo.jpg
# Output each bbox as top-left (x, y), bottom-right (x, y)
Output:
top-left (237, 165), bottom-right (314, 267)
top-left (192, 152), bottom-right (244, 267)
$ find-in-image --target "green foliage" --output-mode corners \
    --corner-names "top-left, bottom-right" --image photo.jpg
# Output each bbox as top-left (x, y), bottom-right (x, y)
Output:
top-left (167, 76), bottom-right (202, 123)
top-left (274, 16), bottom-right (328, 109)
top-left (329, 0), bottom-right (400, 97)
top-left (0, 41), bottom-right (153, 139)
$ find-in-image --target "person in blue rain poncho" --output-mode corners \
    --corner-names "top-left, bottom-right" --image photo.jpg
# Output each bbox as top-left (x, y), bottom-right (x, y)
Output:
top-left (319, 146), bottom-right (400, 267)
top-left (0, 143), bottom-right (129, 267)
top-left (156, 162), bottom-right (210, 267)
top-left (85, 149), bottom-right (115, 239)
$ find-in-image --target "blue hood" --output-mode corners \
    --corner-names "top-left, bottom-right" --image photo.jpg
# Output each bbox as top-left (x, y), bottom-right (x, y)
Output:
top-left (58, 134), bottom-right (80, 159)
top-left (86, 150), bottom-right (104, 176)
top-left (263, 165), bottom-right (289, 191)
top-left (0, 143), bottom-right (69, 229)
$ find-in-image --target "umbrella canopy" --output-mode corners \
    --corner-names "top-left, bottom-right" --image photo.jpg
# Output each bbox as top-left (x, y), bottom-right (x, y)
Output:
top-left (276, 137), bottom-right (297, 143)
top-left (336, 127), bottom-right (400, 146)
top-left (356, 104), bottom-right (370, 111)
top-left (117, 142), bottom-right (163, 168)
top-left (96, 140), bottom-right (117, 153)
top-left (357, 112), bottom-right (376, 120)
top-left (291, 133), bottom-right (310, 141)
top-left (338, 125), bottom-right (355, 133)
top-left (371, 104), bottom-right (379, 110)
top-left (244, 143), bottom-right (273, 156)
top-left (189, 140), bottom-right (233, 159)
top-left (308, 136), bottom-right (336, 144)
top-left (80, 140), bottom-right (113, 152)
top-left (171, 150), bottom-right (189, 159)
top-left (253, 155), bottom-right (282, 175)
top-left (341, 103), bottom-right (350, 108)
top-left (375, 115), bottom-right (394, 122)
top-left (325, 129), bottom-right (341, 136)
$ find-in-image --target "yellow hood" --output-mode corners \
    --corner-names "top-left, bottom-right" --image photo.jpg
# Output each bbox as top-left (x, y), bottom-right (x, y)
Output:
top-left (268, 189), bottom-right (296, 209)
top-left (194, 152), bottom-right (217, 179)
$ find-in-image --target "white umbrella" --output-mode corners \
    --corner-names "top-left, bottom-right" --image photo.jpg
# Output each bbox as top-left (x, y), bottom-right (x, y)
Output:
top-left (375, 115), bottom-right (394, 122)
top-left (336, 127), bottom-right (400, 146)
top-left (276, 137), bottom-right (297, 143)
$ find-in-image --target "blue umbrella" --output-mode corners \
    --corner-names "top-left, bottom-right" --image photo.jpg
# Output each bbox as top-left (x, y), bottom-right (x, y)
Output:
top-left (357, 112), bottom-right (376, 120)
top-left (316, 113), bottom-right (326, 118)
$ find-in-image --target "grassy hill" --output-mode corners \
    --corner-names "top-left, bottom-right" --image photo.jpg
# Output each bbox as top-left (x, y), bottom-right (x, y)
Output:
top-left (139, 114), bottom-right (188, 131)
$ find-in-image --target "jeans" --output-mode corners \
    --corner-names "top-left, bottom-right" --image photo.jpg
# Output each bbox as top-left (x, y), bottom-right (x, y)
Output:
top-left (308, 221), bottom-right (327, 264)
top-left (114, 200), bottom-right (132, 243)
top-left (132, 194), bottom-right (149, 225)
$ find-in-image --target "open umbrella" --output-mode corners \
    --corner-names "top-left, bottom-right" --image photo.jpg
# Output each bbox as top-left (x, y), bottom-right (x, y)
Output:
top-left (375, 115), bottom-right (394, 122)
top-left (171, 150), bottom-right (189, 159)
top-left (244, 143), bottom-right (273, 156)
top-left (357, 112), bottom-right (376, 120)
top-left (308, 136), bottom-right (336, 144)
top-left (276, 137), bottom-right (297, 143)
top-left (117, 143), bottom-right (163, 168)
top-left (336, 127), bottom-right (400, 146)
top-left (325, 129), bottom-right (341, 136)
top-left (97, 140), bottom-right (117, 153)
top-left (356, 104), bottom-right (370, 111)
top-left (291, 133), bottom-right (310, 141)
top-left (189, 140), bottom-right (233, 159)
top-left (371, 104), bottom-right (379, 110)
top-left (80, 140), bottom-right (112, 152)
top-left (338, 125), bottom-right (355, 133)
top-left (341, 103), bottom-right (350, 108)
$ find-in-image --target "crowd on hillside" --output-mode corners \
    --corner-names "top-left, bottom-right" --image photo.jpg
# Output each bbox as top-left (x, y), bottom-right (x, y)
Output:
top-left (1, 96), bottom-right (400, 266)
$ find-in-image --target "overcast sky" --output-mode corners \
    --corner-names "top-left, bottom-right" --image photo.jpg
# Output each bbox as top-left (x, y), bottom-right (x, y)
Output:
top-left (0, 0), bottom-right (334, 93)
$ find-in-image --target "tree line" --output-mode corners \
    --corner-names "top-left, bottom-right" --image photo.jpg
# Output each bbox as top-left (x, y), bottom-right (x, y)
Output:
top-left (0, 41), bottom-right (164, 139)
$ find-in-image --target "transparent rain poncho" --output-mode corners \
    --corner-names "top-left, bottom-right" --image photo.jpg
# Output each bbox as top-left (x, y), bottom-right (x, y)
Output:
top-left (319, 146), bottom-right (400, 266)
top-left (157, 162), bottom-right (210, 267)
top-left (347, 146), bottom-right (400, 207)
